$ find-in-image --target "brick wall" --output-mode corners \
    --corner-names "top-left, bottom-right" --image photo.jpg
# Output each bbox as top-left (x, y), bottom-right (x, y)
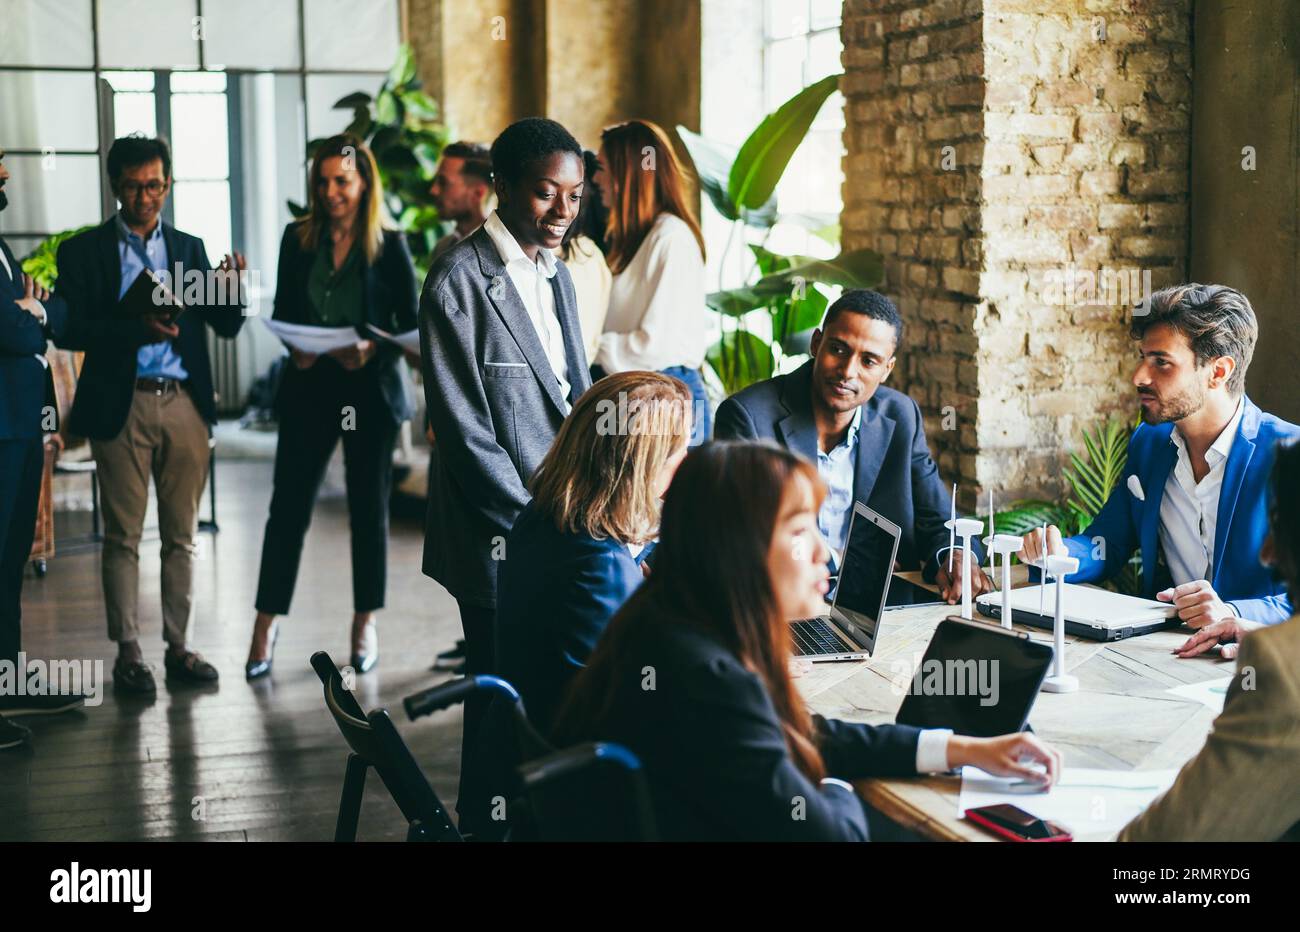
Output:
top-left (842, 0), bottom-right (1191, 506)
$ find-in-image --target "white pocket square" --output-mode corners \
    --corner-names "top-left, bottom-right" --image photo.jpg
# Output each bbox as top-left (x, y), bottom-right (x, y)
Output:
top-left (1127, 474), bottom-right (1145, 501)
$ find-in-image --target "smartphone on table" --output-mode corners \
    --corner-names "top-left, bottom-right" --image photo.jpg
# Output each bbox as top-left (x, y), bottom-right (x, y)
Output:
top-left (964, 804), bottom-right (1073, 842)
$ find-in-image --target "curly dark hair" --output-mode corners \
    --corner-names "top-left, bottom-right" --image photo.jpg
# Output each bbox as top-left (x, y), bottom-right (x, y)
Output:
top-left (489, 118), bottom-right (582, 187)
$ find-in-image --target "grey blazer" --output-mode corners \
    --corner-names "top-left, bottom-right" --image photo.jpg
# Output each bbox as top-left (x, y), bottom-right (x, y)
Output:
top-left (418, 226), bottom-right (592, 607)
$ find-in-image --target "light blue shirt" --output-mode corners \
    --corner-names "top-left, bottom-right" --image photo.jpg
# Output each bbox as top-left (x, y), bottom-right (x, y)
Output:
top-left (817, 406), bottom-right (861, 572)
top-left (116, 214), bottom-right (188, 381)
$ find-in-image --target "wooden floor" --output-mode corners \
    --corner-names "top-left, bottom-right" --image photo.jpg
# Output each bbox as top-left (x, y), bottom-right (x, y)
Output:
top-left (1, 457), bottom-right (467, 841)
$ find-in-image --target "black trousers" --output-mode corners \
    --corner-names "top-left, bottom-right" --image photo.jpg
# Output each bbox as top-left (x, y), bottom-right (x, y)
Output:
top-left (0, 437), bottom-right (43, 667)
top-left (255, 362), bottom-right (400, 615)
top-left (455, 598), bottom-right (497, 826)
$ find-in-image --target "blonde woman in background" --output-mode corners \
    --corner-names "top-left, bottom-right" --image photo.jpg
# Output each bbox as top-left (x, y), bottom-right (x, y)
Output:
top-left (246, 133), bottom-right (418, 680)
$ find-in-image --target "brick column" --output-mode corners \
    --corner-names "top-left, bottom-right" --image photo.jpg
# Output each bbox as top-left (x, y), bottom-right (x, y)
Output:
top-left (842, 0), bottom-right (1191, 504)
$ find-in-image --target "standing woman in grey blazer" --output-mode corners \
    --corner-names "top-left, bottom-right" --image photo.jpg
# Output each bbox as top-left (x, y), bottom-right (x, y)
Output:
top-left (245, 135), bottom-right (417, 680)
top-left (418, 118), bottom-right (593, 800)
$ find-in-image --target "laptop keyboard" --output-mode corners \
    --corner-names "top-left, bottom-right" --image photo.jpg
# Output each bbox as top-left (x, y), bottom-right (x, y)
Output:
top-left (791, 619), bottom-right (849, 656)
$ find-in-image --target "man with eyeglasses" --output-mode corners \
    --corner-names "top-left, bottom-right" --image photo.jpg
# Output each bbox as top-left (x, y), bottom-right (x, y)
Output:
top-left (53, 134), bottom-right (247, 694)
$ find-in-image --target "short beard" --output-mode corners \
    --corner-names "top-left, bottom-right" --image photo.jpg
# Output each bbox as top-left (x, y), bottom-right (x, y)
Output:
top-left (1141, 381), bottom-right (1205, 425)
top-left (0, 190), bottom-right (7, 212)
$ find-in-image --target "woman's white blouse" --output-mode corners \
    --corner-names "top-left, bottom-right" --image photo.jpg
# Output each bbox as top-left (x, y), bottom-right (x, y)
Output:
top-left (596, 212), bottom-right (706, 373)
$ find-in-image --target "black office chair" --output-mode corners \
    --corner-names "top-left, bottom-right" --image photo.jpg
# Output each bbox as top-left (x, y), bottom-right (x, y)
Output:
top-left (310, 651), bottom-right (460, 842)
top-left (516, 742), bottom-right (658, 841)
top-left (404, 674), bottom-right (552, 840)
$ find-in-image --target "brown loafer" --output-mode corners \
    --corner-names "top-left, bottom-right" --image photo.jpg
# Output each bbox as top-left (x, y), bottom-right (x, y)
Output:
top-left (164, 650), bottom-right (219, 683)
top-left (113, 660), bottom-right (158, 695)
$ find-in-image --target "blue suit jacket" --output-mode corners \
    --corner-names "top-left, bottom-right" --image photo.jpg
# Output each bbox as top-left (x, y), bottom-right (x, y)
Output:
top-left (496, 500), bottom-right (646, 734)
top-left (0, 237), bottom-right (67, 441)
top-left (1063, 398), bottom-right (1297, 624)
top-left (715, 360), bottom-right (980, 580)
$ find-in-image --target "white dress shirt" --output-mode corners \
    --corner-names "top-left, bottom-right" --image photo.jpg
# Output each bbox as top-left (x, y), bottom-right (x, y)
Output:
top-left (818, 407), bottom-right (862, 571)
top-left (1159, 399), bottom-right (1244, 587)
top-left (482, 211), bottom-right (572, 407)
top-left (596, 212), bottom-right (706, 373)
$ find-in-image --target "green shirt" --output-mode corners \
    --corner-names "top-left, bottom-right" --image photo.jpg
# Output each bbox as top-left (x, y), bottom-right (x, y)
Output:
top-left (306, 241), bottom-right (364, 326)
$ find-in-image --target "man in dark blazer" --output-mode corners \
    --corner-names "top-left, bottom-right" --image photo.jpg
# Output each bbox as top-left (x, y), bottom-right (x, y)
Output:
top-left (54, 135), bottom-right (246, 693)
top-left (418, 119), bottom-right (591, 810)
top-left (0, 150), bottom-right (86, 749)
top-left (716, 289), bottom-right (991, 602)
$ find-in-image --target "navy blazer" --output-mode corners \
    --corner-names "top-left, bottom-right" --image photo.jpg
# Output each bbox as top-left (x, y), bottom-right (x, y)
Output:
top-left (496, 500), bottom-right (645, 734)
top-left (271, 223), bottom-right (418, 425)
top-left (716, 360), bottom-right (977, 580)
top-left (558, 618), bottom-right (921, 841)
top-left (1060, 397), bottom-right (1297, 624)
top-left (53, 218), bottom-right (245, 440)
top-left (0, 238), bottom-right (67, 441)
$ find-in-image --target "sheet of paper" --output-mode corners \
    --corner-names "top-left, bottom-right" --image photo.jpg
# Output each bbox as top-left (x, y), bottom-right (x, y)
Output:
top-left (367, 325), bottom-right (421, 354)
top-left (958, 766), bottom-right (1178, 841)
top-left (263, 318), bottom-right (362, 354)
top-left (1165, 675), bottom-right (1233, 714)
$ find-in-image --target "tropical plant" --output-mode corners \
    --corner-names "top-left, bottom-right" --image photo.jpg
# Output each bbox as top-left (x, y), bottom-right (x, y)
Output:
top-left (289, 44), bottom-right (450, 279)
top-left (991, 416), bottom-right (1143, 594)
top-left (19, 225), bottom-right (95, 290)
top-left (677, 74), bottom-right (885, 395)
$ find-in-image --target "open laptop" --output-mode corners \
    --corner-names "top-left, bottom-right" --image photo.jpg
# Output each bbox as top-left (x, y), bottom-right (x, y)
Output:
top-left (790, 502), bottom-right (901, 661)
top-left (976, 582), bottom-right (1179, 642)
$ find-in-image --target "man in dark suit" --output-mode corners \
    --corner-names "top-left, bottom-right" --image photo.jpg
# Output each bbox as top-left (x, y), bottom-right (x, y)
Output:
top-left (418, 118), bottom-right (591, 812)
top-left (54, 135), bottom-right (246, 693)
top-left (0, 148), bottom-right (86, 749)
top-left (716, 289), bottom-right (992, 603)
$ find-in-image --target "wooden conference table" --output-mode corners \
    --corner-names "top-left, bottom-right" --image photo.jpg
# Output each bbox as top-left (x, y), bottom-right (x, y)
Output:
top-left (795, 571), bottom-right (1229, 841)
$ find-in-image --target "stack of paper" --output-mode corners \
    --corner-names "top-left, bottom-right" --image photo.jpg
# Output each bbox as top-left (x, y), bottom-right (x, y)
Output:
top-left (263, 319), bottom-right (364, 354)
top-left (366, 325), bottom-right (421, 354)
top-left (958, 766), bottom-right (1178, 840)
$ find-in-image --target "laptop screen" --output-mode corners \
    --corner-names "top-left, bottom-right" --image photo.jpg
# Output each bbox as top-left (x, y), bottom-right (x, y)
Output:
top-left (831, 504), bottom-right (900, 652)
top-left (895, 618), bottom-right (1054, 736)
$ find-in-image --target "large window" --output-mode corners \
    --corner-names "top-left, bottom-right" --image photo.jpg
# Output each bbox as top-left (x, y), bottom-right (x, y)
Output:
top-left (761, 0), bottom-right (844, 260)
top-left (0, 0), bottom-right (399, 262)
top-left (0, 0), bottom-right (400, 411)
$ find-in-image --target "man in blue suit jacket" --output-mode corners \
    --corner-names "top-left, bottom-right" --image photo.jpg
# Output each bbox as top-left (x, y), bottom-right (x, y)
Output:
top-left (1021, 284), bottom-right (1297, 627)
top-left (716, 289), bottom-right (990, 602)
top-left (0, 150), bottom-right (86, 748)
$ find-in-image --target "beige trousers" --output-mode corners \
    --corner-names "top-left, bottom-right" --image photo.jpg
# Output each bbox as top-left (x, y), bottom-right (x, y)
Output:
top-left (91, 386), bottom-right (210, 646)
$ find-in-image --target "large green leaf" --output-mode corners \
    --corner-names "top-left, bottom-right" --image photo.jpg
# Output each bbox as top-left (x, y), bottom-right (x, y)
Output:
top-left (18, 224), bottom-right (95, 289)
top-left (707, 329), bottom-right (775, 395)
top-left (1063, 420), bottom-right (1130, 530)
top-left (706, 285), bottom-right (770, 317)
top-left (387, 44), bottom-right (417, 87)
top-left (773, 285), bottom-right (828, 344)
top-left (991, 500), bottom-right (1071, 538)
top-left (333, 92), bottom-right (372, 110)
top-left (728, 74), bottom-right (840, 211)
top-left (375, 89), bottom-right (400, 126)
top-left (752, 247), bottom-right (884, 294)
top-left (675, 126), bottom-right (777, 227)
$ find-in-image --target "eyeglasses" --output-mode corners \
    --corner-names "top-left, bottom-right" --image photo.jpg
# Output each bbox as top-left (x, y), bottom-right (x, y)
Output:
top-left (118, 180), bottom-right (167, 198)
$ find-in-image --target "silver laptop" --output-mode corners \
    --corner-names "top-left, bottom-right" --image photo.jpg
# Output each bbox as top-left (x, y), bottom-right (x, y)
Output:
top-left (976, 582), bottom-right (1179, 642)
top-left (790, 502), bottom-right (901, 661)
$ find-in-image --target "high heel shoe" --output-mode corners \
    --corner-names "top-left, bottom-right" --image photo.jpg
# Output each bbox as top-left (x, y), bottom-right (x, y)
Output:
top-left (245, 622), bottom-right (279, 681)
top-left (351, 620), bottom-right (378, 675)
